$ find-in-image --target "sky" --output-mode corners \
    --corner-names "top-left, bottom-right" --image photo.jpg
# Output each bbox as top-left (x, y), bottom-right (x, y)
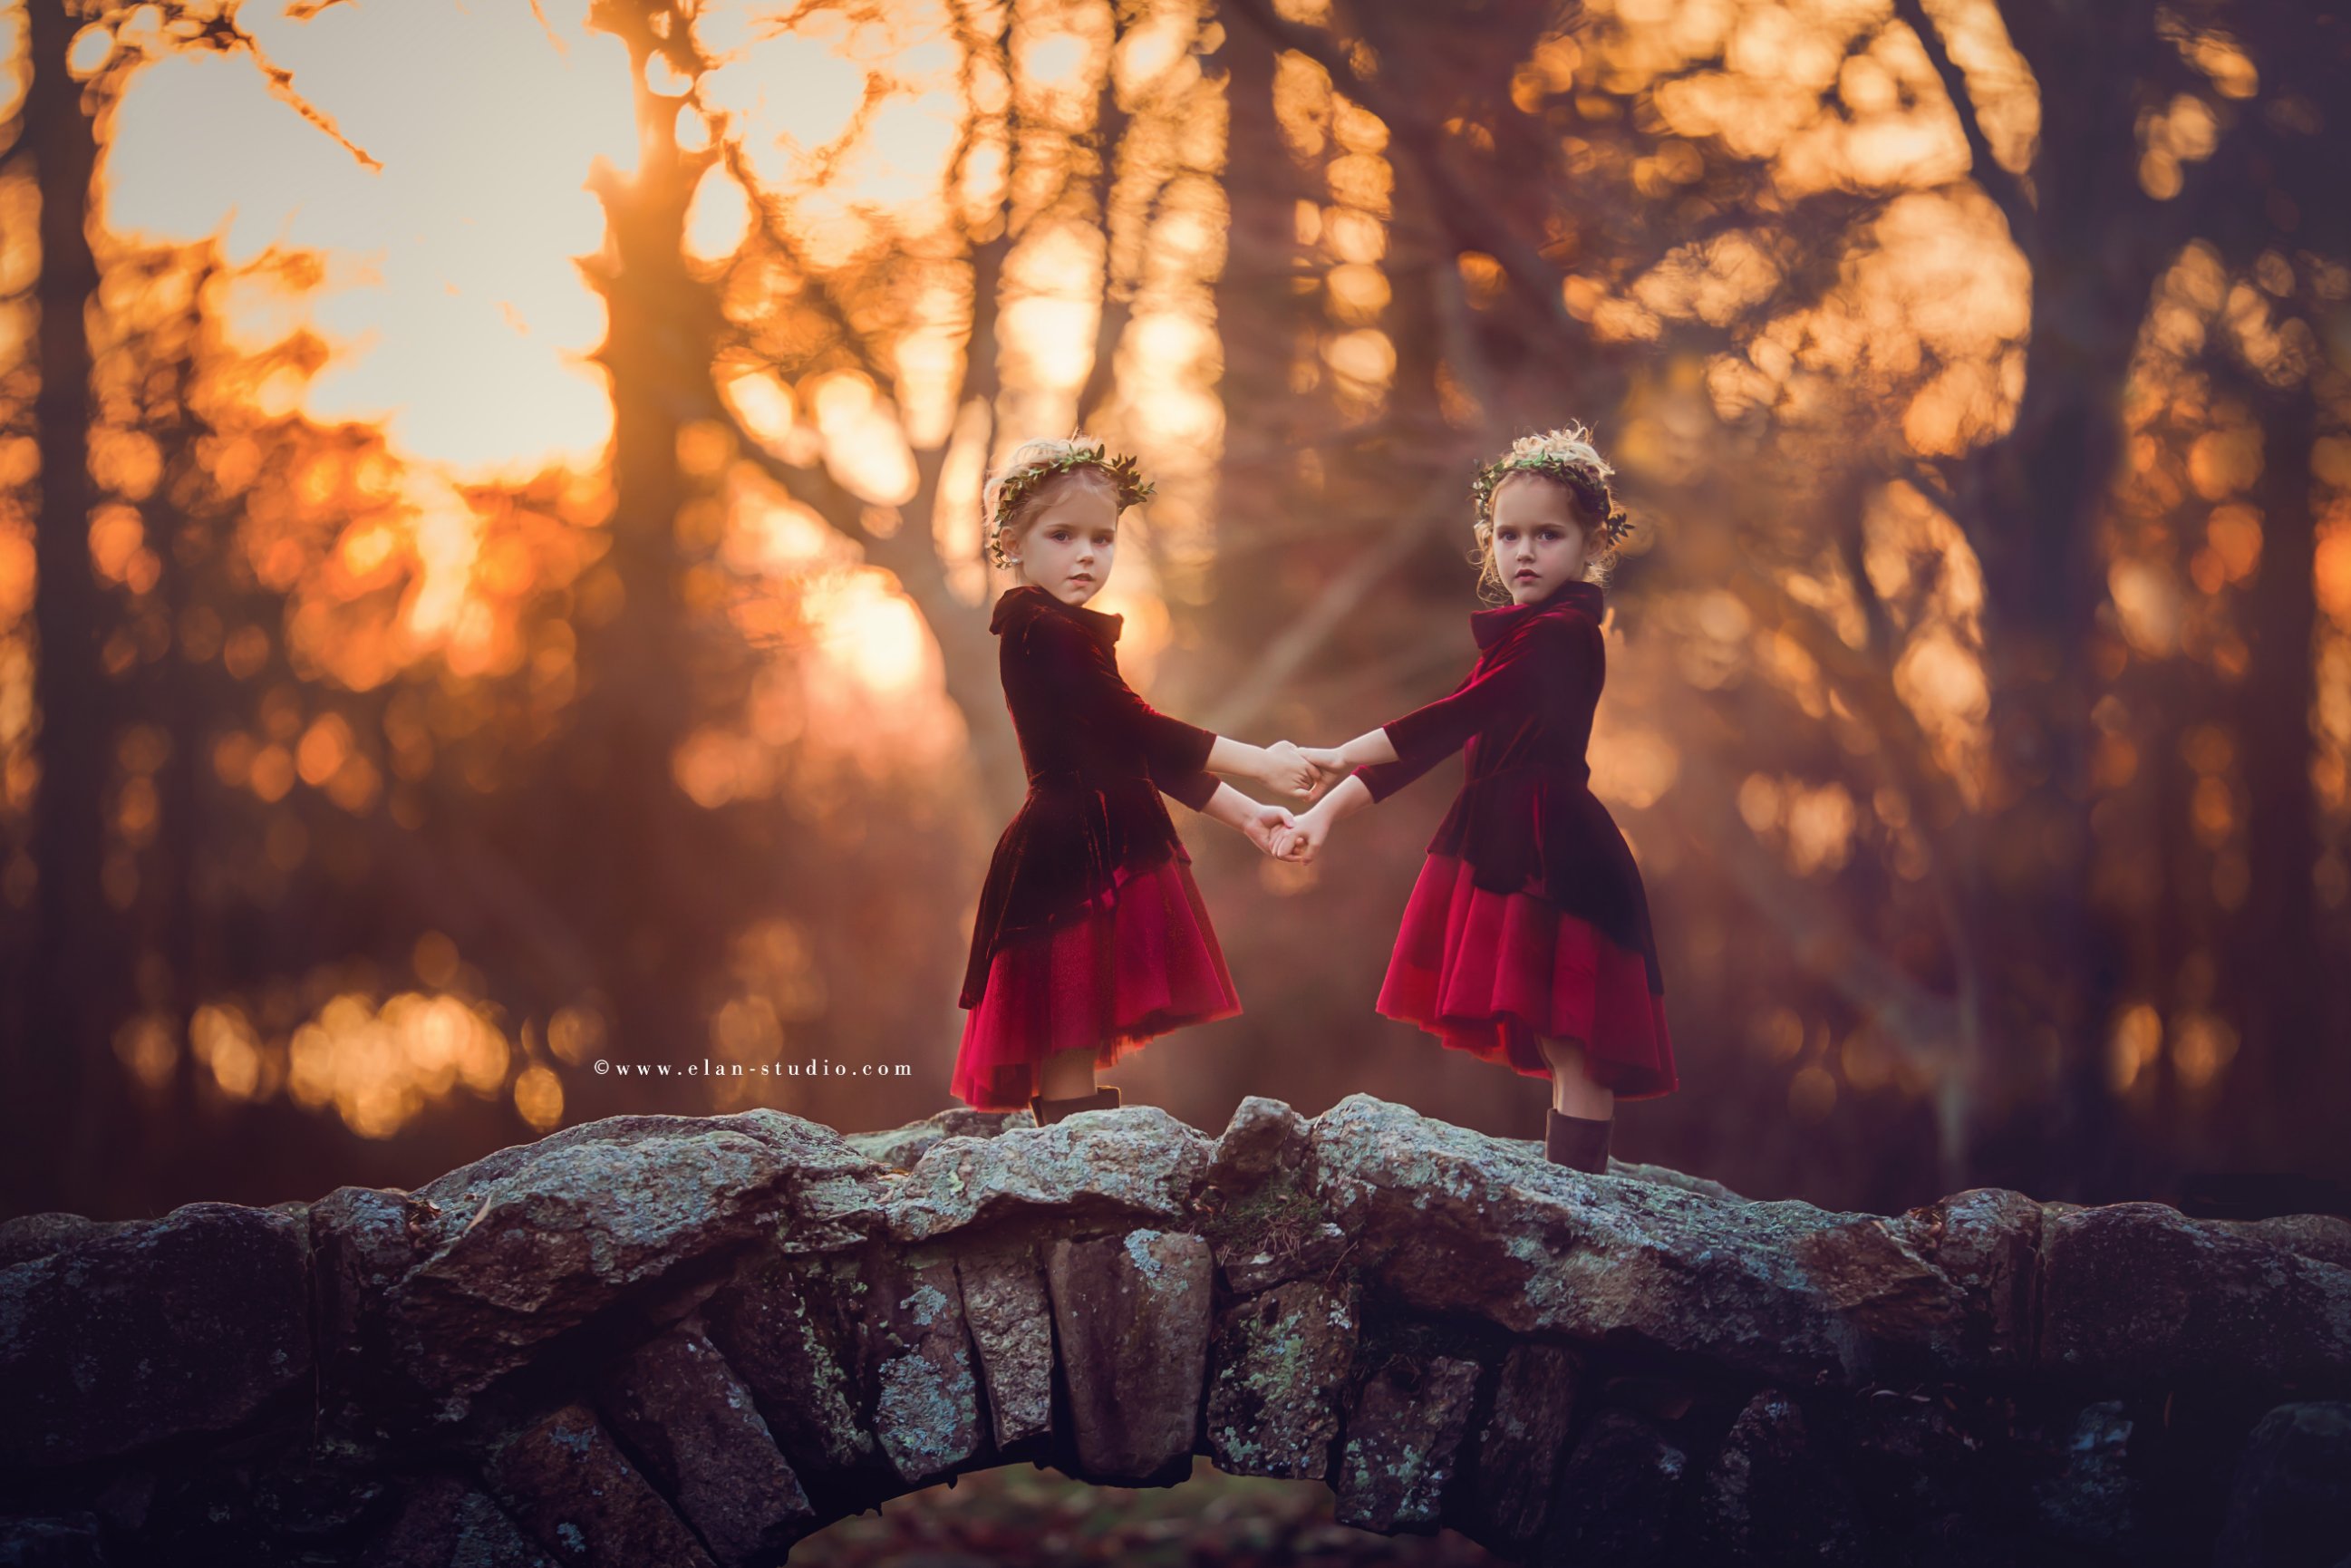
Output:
top-left (98, 0), bottom-right (663, 477)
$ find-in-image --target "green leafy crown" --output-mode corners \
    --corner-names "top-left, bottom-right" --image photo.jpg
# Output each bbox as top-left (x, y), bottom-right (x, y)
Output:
top-left (1471, 450), bottom-right (1634, 546)
top-left (988, 442), bottom-right (1156, 566)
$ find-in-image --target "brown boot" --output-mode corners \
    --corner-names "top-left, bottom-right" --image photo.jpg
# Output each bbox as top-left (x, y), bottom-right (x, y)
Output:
top-left (1545, 1108), bottom-right (1612, 1174)
top-left (1030, 1085), bottom-right (1122, 1127)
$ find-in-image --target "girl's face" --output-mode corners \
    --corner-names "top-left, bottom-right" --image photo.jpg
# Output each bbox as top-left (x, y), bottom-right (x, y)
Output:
top-left (1489, 473), bottom-right (1591, 605)
top-left (1009, 478), bottom-right (1118, 606)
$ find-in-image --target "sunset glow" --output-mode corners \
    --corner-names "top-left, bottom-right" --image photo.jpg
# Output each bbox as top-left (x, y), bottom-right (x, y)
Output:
top-left (99, 0), bottom-right (635, 474)
top-left (7, 0), bottom-right (2345, 1220)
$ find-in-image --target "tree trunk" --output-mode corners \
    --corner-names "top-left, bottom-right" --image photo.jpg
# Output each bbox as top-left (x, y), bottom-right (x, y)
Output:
top-left (2230, 382), bottom-right (2321, 1162)
top-left (1205, 9), bottom-right (1318, 663)
top-left (1953, 0), bottom-right (2174, 1198)
top-left (149, 280), bottom-right (209, 1200)
top-left (18, 0), bottom-right (116, 1217)
top-left (568, 0), bottom-right (731, 1122)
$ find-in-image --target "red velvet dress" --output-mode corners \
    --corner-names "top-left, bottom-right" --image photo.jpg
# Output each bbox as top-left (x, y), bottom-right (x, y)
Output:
top-left (1353, 579), bottom-right (1678, 1099)
top-left (953, 585), bottom-right (1241, 1109)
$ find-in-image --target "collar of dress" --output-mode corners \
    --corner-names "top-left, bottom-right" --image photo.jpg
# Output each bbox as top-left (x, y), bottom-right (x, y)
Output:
top-left (1470, 579), bottom-right (1604, 650)
top-left (991, 582), bottom-right (1124, 650)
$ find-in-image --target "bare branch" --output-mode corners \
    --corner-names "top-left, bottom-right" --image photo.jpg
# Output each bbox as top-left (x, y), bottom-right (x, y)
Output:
top-left (750, 0), bottom-right (897, 42)
top-left (1074, 292), bottom-right (1133, 436)
top-left (523, 0), bottom-right (568, 57)
top-left (1667, 741), bottom-right (1963, 1070)
top-left (1428, 190), bottom-right (1503, 422)
top-left (1684, 734), bottom-right (1974, 1197)
top-left (1202, 465), bottom-right (1464, 734)
top-left (1283, 634), bottom-right (1472, 716)
top-left (175, 9), bottom-right (382, 169)
top-left (945, 0), bottom-right (1013, 432)
top-left (1831, 471), bottom-right (1902, 663)
top-left (718, 399), bottom-right (1025, 815)
top-left (721, 137), bottom-right (896, 384)
top-left (1076, 14), bottom-right (1162, 432)
top-left (1220, 0), bottom-right (1591, 360)
top-left (1719, 557), bottom-right (1969, 835)
top-left (1896, 450), bottom-right (1963, 526)
top-left (1890, 0), bottom-right (2035, 242)
top-left (796, 68), bottom-right (909, 191)
top-left (723, 411), bottom-right (876, 546)
top-left (1717, 505), bottom-right (1988, 1135)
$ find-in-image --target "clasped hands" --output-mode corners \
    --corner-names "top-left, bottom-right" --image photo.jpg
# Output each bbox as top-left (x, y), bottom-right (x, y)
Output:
top-left (1238, 741), bottom-right (1353, 864)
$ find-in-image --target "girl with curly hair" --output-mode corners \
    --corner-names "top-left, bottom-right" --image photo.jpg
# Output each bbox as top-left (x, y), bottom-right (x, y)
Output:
top-left (954, 436), bottom-right (1316, 1124)
top-left (1273, 425), bottom-right (1679, 1172)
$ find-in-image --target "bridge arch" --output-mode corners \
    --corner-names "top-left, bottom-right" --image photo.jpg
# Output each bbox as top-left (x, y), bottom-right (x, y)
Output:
top-left (3, 1095), bottom-right (2347, 1564)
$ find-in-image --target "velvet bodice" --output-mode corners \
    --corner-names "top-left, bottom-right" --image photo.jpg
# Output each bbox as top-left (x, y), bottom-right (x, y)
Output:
top-left (959, 586), bottom-right (1220, 1006)
top-left (1353, 579), bottom-right (1662, 986)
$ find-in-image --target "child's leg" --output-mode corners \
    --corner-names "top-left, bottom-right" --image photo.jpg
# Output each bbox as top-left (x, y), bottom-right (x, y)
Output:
top-left (1539, 1035), bottom-right (1614, 1173)
top-left (1030, 1042), bottom-right (1119, 1125)
top-left (1539, 1037), bottom-right (1616, 1118)
top-left (1035, 1044), bottom-right (1098, 1100)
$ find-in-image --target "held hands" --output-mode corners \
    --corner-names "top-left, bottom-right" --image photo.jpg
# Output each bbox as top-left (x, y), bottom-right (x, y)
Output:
top-left (1267, 804), bottom-right (1331, 864)
top-left (1299, 746), bottom-right (1350, 801)
top-left (1255, 740), bottom-right (1320, 799)
top-left (1238, 739), bottom-right (1356, 804)
top-left (1252, 740), bottom-right (1352, 804)
top-left (1237, 800), bottom-right (1299, 858)
top-left (1227, 797), bottom-right (1329, 866)
top-left (1226, 745), bottom-right (1361, 862)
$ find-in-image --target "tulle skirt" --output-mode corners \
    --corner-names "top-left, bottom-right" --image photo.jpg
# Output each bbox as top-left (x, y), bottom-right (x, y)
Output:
top-left (953, 854), bottom-right (1240, 1111)
top-left (1377, 853), bottom-right (1678, 1099)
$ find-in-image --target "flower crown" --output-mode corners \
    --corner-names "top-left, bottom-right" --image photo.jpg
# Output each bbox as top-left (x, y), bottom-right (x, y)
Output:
top-left (1471, 439), bottom-right (1634, 547)
top-left (986, 440), bottom-right (1156, 566)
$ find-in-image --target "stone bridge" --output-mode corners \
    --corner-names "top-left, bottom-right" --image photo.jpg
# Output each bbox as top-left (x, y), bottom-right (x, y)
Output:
top-left (3, 1095), bottom-right (2348, 1565)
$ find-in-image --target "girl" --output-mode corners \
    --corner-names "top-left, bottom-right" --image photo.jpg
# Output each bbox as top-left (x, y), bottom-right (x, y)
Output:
top-left (954, 436), bottom-right (1314, 1124)
top-left (1272, 426), bottom-right (1678, 1173)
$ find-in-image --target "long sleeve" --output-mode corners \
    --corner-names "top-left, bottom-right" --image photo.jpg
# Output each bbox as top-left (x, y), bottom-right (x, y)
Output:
top-left (1030, 615), bottom-right (1217, 782)
top-left (1096, 648), bottom-right (1217, 782)
top-left (1350, 669), bottom-right (1471, 803)
top-left (1352, 745), bottom-right (1453, 804)
top-left (1147, 757), bottom-right (1221, 812)
top-left (1352, 624), bottom-right (1572, 803)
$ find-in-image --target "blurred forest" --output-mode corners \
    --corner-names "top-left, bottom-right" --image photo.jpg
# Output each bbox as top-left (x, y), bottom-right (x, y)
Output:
top-left (2, 0), bottom-right (2346, 1224)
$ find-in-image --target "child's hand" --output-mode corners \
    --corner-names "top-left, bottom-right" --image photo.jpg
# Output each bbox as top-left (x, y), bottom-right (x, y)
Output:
top-left (1258, 740), bottom-right (1319, 799)
top-left (1271, 808), bottom-right (1330, 863)
top-left (1240, 801), bottom-right (1297, 857)
top-left (1299, 746), bottom-right (1350, 801)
